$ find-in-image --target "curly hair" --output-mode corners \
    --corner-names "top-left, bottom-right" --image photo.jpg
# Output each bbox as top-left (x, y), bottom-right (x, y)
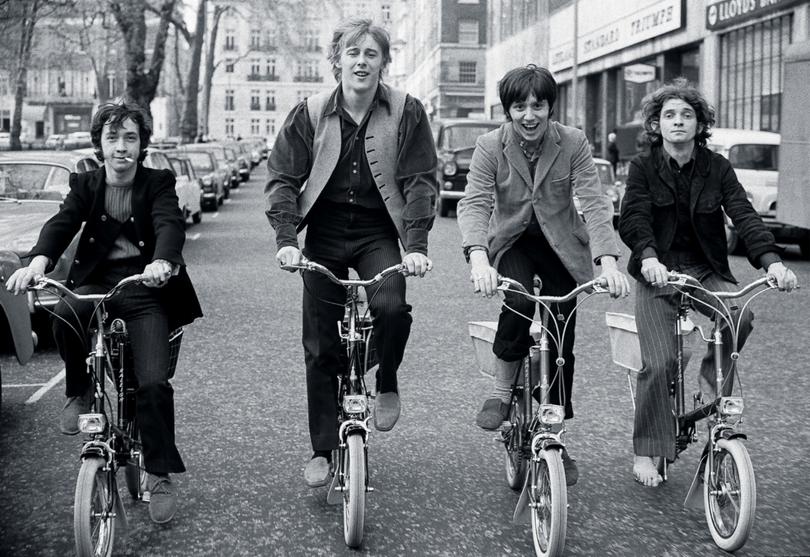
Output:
top-left (327, 18), bottom-right (391, 82)
top-left (90, 100), bottom-right (152, 163)
top-left (641, 78), bottom-right (715, 147)
top-left (498, 64), bottom-right (558, 120)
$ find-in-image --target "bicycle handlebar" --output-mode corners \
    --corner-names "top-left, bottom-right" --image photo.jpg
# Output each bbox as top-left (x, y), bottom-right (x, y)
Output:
top-left (31, 274), bottom-right (146, 304)
top-left (496, 276), bottom-right (609, 303)
top-left (281, 259), bottom-right (407, 288)
top-left (667, 272), bottom-right (774, 298)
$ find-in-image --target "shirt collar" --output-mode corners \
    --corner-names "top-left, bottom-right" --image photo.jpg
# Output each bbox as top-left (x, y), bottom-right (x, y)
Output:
top-left (324, 83), bottom-right (391, 117)
top-left (661, 145), bottom-right (696, 170)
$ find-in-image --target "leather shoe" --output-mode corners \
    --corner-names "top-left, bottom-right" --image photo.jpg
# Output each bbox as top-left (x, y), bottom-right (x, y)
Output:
top-left (147, 474), bottom-right (177, 524)
top-left (59, 388), bottom-right (94, 435)
top-left (475, 398), bottom-right (509, 430)
top-left (304, 456), bottom-right (331, 487)
top-left (373, 392), bottom-right (401, 431)
top-left (561, 448), bottom-right (578, 486)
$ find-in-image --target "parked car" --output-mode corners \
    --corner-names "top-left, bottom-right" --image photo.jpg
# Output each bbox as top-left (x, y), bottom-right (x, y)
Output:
top-left (223, 141), bottom-right (252, 182)
top-left (143, 150), bottom-right (203, 227)
top-left (0, 151), bottom-right (100, 333)
top-left (572, 156), bottom-right (625, 228)
top-left (184, 143), bottom-right (237, 193)
top-left (432, 118), bottom-right (501, 217)
top-left (706, 128), bottom-right (809, 257)
top-left (0, 132), bottom-right (11, 150)
top-left (44, 134), bottom-right (66, 150)
top-left (178, 145), bottom-right (229, 208)
top-left (165, 153), bottom-right (204, 225)
top-left (63, 131), bottom-right (93, 150)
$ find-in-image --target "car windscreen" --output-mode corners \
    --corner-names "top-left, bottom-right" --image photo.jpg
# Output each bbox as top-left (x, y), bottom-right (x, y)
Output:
top-left (442, 125), bottom-right (498, 150)
top-left (0, 163), bottom-right (70, 200)
top-left (184, 151), bottom-right (216, 171)
top-left (728, 144), bottom-right (779, 171)
top-left (594, 162), bottom-right (614, 185)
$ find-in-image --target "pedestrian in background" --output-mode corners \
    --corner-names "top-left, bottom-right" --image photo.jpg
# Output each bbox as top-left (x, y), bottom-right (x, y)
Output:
top-left (618, 78), bottom-right (797, 487)
top-left (265, 18), bottom-right (438, 488)
top-left (607, 129), bottom-right (620, 172)
top-left (457, 64), bottom-right (630, 486)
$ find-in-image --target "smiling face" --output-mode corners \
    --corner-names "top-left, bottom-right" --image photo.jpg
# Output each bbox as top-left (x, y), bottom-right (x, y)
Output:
top-left (657, 98), bottom-right (701, 149)
top-left (338, 34), bottom-right (384, 94)
top-left (508, 93), bottom-right (549, 144)
top-left (101, 117), bottom-right (140, 175)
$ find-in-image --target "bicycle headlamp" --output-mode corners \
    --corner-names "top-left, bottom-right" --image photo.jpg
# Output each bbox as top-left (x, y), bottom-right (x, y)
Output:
top-left (539, 404), bottom-right (565, 425)
top-left (78, 413), bottom-right (107, 434)
top-left (719, 397), bottom-right (744, 416)
top-left (343, 395), bottom-right (368, 415)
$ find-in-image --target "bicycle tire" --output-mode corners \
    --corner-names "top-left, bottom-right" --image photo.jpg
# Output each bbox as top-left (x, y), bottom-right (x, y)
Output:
top-left (703, 438), bottom-right (756, 551)
top-left (504, 390), bottom-right (527, 490)
top-left (343, 432), bottom-right (366, 548)
top-left (74, 457), bottom-right (115, 557)
top-left (124, 420), bottom-right (146, 500)
top-left (530, 448), bottom-right (567, 557)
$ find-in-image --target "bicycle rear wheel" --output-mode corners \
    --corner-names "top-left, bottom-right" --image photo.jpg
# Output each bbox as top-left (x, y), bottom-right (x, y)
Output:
top-left (74, 457), bottom-right (115, 557)
top-left (704, 438), bottom-right (756, 551)
top-left (343, 432), bottom-right (367, 548)
top-left (530, 448), bottom-right (567, 557)
top-left (124, 420), bottom-right (147, 500)
top-left (504, 389), bottom-right (526, 490)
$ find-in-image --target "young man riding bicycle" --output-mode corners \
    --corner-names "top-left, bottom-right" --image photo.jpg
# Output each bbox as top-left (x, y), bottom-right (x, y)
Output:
top-left (265, 18), bottom-right (437, 488)
top-left (618, 78), bottom-right (797, 487)
top-left (6, 100), bottom-right (203, 523)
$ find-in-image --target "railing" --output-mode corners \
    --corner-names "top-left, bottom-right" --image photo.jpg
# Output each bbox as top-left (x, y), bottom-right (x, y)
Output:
top-left (247, 73), bottom-right (281, 82)
top-left (293, 75), bottom-right (324, 83)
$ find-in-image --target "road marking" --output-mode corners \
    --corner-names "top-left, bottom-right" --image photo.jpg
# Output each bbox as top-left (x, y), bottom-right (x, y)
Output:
top-left (188, 232), bottom-right (201, 241)
top-left (224, 198), bottom-right (232, 204)
top-left (5, 383), bottom-right (47, 388)
top-left (25, 368), bottom-right (65, 404)
top-left (212, 212), bottom-right (219, 218)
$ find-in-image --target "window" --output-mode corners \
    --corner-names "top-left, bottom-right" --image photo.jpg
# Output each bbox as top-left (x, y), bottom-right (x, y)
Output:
top-left (264, 28), bottom-right (277, 49)
top-left (225, 90), bottom-right (235, 111)
top-left (250, 90), bottom-right (260, 111)
top-left (458, 20), bottom-right (479, 44)
top-left (458, 61), bottom-right (476, 83)
top-left (224, 29), bottom-right (236, 51)
top-left (251, 118), bottom-right (260, 135)
top-left (266, 58), bottom-right (276, 77)
top-left (250, 59), bottom-right (261, 76)
top-left (225, 118), bottom-right (234, 137)
top-left (250, 29), bottom-right (261, 49)
top-left (265, 90), bottom-right (276, 110)
top-left (728, 144), bottom-right (779, 171)
top-left (225, 59), bottom-right (234, 73)
top-left (303, 29), bottom-right (320, 52)
top-left (458, 0), bottom-right (478, 3)
top-left (266, 119), bottom-right (275, 135)
top-left (381, 4), bottom-right (391, 22)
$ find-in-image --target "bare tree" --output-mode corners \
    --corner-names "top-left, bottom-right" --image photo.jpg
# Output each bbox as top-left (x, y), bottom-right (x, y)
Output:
top-left (108, 0), bottom-right (177, 118)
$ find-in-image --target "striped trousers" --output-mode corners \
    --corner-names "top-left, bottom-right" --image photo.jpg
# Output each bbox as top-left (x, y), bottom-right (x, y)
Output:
top-left (633, 262), bottom-right (754, 461)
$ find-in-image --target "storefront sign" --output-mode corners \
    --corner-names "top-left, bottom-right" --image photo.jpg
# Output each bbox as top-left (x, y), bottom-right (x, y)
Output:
top-left (549, 0), bottom-right (684, 72)
top-left (706, 0), bottom-right (804, 31)
top-left (624, 63), bottom-right (657, 83)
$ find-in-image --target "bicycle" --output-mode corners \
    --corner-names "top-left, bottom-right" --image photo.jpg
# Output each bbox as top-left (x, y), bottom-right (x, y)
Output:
top-left (282, 259), bottom-right (406, 548)
top-left (606, 272), bottom-right (784, 552)
top-left (492, 276), bottom-right (609, 557)
top-left (30, 275), bottom-right (183, 557)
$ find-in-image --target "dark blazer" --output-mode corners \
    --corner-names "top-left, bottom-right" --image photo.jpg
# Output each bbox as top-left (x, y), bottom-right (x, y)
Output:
top-left (29, 165), bottom-right (203, 329)
top-left (619, 145), bottom-right (778, 283)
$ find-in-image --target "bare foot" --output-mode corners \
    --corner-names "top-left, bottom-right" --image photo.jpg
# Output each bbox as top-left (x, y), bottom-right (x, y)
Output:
top-left (633, 455), bottom-right (663, 487)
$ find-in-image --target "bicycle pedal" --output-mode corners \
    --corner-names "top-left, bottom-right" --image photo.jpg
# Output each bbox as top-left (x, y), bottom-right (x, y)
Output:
top-left (366, 486), bottom-right (374, 493)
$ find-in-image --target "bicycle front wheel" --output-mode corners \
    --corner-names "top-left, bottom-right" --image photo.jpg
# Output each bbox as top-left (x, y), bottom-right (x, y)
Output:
top-left (504, 391), bottom-right (526, 490)
top-left (703, 438), bottom-right (756, 551)
top-left (74, 457), bottom-right (116, 557)
top-left (343, 432), bottom-right (367, 548)
top-left (124, 420), bottom-right (147, 500)
top-left (530, 448), bottom-right (567, 557)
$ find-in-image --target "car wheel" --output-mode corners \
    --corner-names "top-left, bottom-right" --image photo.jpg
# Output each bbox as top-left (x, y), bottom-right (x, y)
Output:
top-left (799, 234), bottom-right (810, 260)
top-left (439, 199), bottom-right (450, 218)
top-left (193, 211), bottom-right (202, 224)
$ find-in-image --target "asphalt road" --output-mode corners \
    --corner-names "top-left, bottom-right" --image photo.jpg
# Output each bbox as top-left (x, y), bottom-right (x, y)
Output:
top-left (1, 164), bottom-right (809, 556)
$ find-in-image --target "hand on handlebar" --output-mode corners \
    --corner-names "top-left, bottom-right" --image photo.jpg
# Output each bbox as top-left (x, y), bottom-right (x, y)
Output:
top-left (766, 261), bottom-right (798, 292)
top-left (469, 250), bottom-right (499, 297)
top-left (641, 256), bottom-right (669, 288)
top-left (277, 246), bottom-right (303, 272)
top-left (5, 255), bottom-right (49, 295)
top-left (596, 256), bottom-right (631, 298)
top-left (142, 259), bottom-right (174, 288)
top-left (402, 252), bottom-right (432, 278)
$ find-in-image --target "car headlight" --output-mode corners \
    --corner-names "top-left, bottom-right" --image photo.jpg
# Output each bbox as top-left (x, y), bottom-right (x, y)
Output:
top-left (78, 413), bottom-right (107, 434)
top-left (539, 404), bottom-right (565, 425)
top-left (604, 185), bottom-right (619, 202)
top-left (202, 176), bottom-right (212, 186)
top-left (343, 395), bottom-right (368, 414)
top-left (719, 397), bottom-right (744, 416)
top-left (443, 161), bottom-right (457, 176)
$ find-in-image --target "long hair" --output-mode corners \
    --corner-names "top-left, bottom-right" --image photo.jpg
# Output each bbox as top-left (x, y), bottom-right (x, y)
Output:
top-left (90, 100), bottom-right (152, 162)
top-left (326, 18), bottom-right (391, 82)
top-left (641, 78), bottom-right (715, 147)
top-left (498, 64), bottom-right (558, 120)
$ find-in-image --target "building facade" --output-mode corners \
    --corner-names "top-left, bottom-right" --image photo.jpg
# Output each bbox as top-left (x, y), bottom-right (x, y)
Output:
top-left (485, 0), bottom-right (810, 160)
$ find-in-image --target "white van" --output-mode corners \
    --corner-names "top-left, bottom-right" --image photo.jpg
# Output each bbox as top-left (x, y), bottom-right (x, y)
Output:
top-left (707, 128), bottom-right (809, 258)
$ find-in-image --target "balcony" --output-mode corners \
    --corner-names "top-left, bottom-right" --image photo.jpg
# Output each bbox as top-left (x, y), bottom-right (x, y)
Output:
top-left (247, 73), bottom-right (280, 82)
top-left (293, 75), bottom-right (324, 83)
top-left (250, 102), bottom-right (261, 111)
top-left (252, 43), bottom-right (278, 53)
top-left (265, 103), bottom-right (277, 111)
